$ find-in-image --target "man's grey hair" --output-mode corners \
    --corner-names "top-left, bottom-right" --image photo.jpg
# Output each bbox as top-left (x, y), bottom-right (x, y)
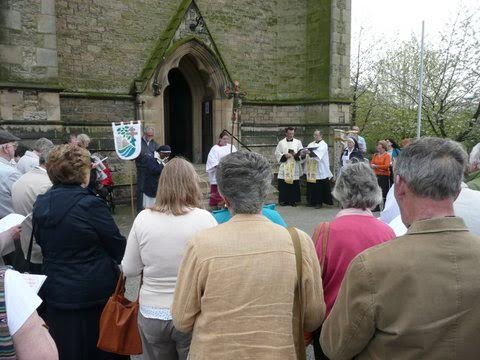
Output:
top-left (394, 137), bottom-right (467, 200)
top-left (470, 142), bottom-right (480, 168)
top-left (33, 138), bottom-right (54, 164)
top-left (216, 151), bottom-right (271, 214)
top-left (332, 162), bottom-right (382, 209)
top-left (144, 126), bottom-right (155, 133)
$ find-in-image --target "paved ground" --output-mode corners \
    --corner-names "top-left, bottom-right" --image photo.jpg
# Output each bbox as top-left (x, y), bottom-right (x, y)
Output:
top-left (114, 203), bottom-right (340, 359)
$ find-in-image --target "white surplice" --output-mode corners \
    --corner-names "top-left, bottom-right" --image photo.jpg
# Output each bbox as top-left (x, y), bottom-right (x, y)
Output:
top-left (206, 144), bottom-right (237, 185)
top-left (275, 138), bottom-right (304, 181)
top-left (305, 140), bottom-right (333, 182)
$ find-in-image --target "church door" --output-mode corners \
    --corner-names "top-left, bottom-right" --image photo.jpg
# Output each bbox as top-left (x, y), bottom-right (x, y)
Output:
top-left (201, 100), bottom-right (213, 162)
top-left (163, 68), bottom-right (193, 161)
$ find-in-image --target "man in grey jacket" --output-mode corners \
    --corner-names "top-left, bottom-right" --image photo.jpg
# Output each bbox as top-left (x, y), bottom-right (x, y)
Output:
top-left (0, 130), bottom-right (21, 219)
top-left (322, 137), bottom-right (480, 359)
top-left (12, 138), bottom-right (54, 273)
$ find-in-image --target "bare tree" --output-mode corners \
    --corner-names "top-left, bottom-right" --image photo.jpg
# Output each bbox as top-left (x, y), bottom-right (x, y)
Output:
top-left (353, 8), bottom-right (480, 142)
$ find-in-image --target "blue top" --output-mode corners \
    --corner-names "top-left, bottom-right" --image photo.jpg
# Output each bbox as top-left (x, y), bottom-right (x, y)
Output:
top-left (212, 203), bottom-right (287, 227)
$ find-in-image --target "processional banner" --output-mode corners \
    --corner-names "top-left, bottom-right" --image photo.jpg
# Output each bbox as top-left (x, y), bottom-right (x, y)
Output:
top-left (112, 121), bottom-right (142, 160)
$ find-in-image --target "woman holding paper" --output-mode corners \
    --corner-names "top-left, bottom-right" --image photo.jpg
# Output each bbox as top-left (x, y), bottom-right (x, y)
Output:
top-left (0, 224), bottom-right (21, 266)
top-left (0, 267), bottom-right (58, 359)
top-left (33, 144), bottom-right (127, 360)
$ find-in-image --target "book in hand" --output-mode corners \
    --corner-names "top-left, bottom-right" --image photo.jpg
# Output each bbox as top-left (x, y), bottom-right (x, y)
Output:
top-left (0, 213), bottom-right (29, 233)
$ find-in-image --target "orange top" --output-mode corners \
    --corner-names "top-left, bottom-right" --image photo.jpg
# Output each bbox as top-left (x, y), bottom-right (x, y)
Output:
top-left (371, 152), bottom-right (391, 176)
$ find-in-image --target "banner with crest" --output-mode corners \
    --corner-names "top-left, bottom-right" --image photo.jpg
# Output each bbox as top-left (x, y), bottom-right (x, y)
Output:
top-left (112, 121), bottom-right (142, 160)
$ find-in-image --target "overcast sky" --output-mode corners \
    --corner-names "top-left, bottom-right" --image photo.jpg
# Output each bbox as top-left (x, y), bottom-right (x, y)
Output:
top-left (351, 0), bottom-right (479, 43)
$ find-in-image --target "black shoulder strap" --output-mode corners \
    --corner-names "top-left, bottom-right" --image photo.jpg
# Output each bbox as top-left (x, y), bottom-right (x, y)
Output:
top-left (25, 218), bottom-right (35, 268)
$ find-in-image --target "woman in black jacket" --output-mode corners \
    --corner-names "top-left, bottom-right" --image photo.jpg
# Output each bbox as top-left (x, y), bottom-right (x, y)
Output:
top-left (339, 136), bottom-right (364, 170)
top-left (33, 144), bottom-right (127, 360)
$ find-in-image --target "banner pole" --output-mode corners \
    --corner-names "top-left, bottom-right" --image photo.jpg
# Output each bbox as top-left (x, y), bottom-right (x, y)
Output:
top-left (130, 161), bottom-right (135, 220)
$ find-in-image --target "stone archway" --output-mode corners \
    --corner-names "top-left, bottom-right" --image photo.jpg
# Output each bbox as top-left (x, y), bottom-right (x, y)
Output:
top-left (139, 39), bottom-right (232, 164)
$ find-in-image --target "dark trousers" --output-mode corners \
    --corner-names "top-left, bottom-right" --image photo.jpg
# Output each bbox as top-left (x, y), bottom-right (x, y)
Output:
top-left (312, 328), bottom-right (329, 360)
top-left (278, 179), bottom-right (301, 205)
top-left (42, 305), bottom-right (128, 360)
top-left (306, 179), bottom-right (333, 206)
top-left (377, 175), bottom-right (390, 206)
top-left (136, 167), bottom-right (146, 213)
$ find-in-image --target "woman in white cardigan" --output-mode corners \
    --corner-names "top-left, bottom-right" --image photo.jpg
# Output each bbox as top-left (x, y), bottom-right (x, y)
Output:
top-left (122, 157), bottom-right (217, 360)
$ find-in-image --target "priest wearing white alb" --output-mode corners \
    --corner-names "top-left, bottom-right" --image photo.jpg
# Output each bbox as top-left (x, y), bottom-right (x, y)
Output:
top-left (305, 130), bottom-right (333, 208)
top-left (275, 127), bottom-right (306, 207)
top-left (206, 130), bottom-right (237, 208)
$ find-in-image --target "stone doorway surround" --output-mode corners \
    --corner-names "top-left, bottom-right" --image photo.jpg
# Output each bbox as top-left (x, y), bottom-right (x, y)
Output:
top-left (139, 39), bottom-right (232, 164)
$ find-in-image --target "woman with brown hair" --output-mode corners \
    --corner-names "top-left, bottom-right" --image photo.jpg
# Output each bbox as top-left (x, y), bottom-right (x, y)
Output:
top-left (33, 144), bottom-right (126, 360)
top-left (122, 157), bottom-right (217, 360)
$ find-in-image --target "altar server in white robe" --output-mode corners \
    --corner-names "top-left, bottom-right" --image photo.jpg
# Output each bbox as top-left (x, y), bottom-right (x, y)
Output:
top-left (305, 130), bottom-right (333, 208)
top-left (275, 127), bottom-right (306, 207)
top-left (206, 131), bottom-right (237, 208)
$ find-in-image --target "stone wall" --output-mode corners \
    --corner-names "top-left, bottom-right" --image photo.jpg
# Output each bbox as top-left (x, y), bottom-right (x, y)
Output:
top-left (0, 89), bottom-right (60, 121)
top-left (240, 102), bottom-right (350, 168)
top-left (0, 0), bottom-right (58, 83)
top-left (55, 0), bottom-right (180, 92)
top-left (329, 0), bottom-right (351, 99)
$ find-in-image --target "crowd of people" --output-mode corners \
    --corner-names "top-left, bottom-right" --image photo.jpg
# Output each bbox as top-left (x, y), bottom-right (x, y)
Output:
top-left (0, 124), bottom-right (479, 360)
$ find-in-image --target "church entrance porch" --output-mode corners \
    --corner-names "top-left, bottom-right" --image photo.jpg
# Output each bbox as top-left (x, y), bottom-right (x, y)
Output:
top-left (139, 40), bottom-right (233, 164)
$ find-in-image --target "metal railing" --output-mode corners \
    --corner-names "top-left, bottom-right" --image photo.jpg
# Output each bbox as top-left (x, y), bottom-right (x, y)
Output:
top-left (222, 129), bottom-right (252, 152)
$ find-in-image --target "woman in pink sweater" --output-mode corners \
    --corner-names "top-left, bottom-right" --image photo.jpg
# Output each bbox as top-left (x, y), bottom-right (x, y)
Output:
top-left (312, 162), bottom-right (396, 359)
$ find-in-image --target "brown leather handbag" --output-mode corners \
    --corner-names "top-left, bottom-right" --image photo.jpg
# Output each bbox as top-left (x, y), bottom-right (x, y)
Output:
top-left (97, 272), bottom-right (143, 355)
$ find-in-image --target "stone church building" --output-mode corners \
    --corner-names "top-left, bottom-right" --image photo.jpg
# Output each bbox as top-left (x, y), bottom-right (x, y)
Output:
top-left (0, 0), bottom-right (351, 196)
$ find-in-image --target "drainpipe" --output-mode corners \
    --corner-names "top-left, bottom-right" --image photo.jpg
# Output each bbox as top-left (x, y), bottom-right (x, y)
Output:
top-left (133, 80), bottom-right (144, 122)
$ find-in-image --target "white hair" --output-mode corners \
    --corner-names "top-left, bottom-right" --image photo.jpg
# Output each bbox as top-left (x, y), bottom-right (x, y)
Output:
top-left (216, 151), bottom-right (271, 214)
top-left (333, 162), bottom-right (382, 209)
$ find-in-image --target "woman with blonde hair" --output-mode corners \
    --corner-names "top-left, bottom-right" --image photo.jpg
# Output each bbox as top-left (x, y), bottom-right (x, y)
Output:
top-left (122, 157), bottom-right (217, 360)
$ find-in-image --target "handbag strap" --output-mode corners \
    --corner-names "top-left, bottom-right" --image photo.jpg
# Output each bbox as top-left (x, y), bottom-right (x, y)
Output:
top-left (25, 218), bottom-right (36, 267)
top-left (287, 227), bottom-right (307, 360)
top-left (319, 222), bottom-right (330, 270)
top-left (312, 222), bottom-right (330, 273)
top-left (114, 272), bottom-right (126, 296)
top-left (114, 272), bottom-right (143, 300)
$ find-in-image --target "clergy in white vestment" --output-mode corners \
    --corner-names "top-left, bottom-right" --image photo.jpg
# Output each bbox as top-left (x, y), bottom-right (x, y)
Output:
top-left (206, 130), bottom-right (237, 207)
top-left (305, 130), bottom-right (333, 208)
top-left (275, 127), bottom-right (306, 207)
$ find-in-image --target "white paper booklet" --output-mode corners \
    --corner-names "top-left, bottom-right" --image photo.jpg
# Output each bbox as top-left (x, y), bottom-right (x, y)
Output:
top-left (20, 274), bottom-right (47, 294)
top-left (0, 213), bottom-right (28, 233)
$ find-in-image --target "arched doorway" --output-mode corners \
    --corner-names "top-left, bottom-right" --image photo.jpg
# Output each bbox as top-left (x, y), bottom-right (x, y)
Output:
top-left (140, 39), bottom-right (233, 164)
top-left (164, 68), bottom-right (193, 160)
